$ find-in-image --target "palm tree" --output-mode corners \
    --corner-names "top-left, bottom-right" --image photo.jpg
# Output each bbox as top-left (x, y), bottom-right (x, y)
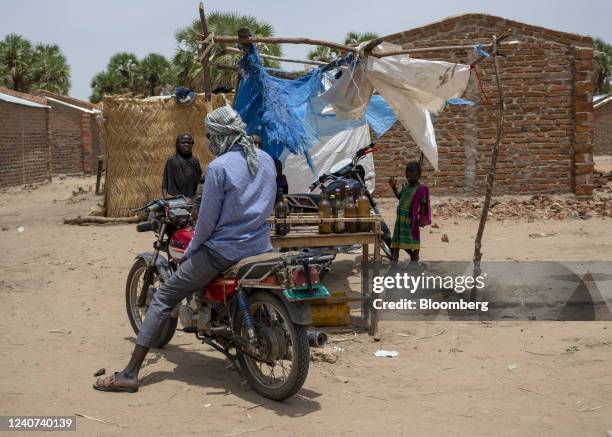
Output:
top-left (108, 52), bottom-right (140, 92)
top-left (29, 43), bottom-right (71, 94)
top-left (90, 69), bottom-right (124, 103)
top-left (344, 31), bottom-right (380, 47)
top-left (0, 33), bottom-right (33, 91)
top-left (90, 52), bottom-right (141, 102)
top-left (307, 31), bottom-right (380, 65)
top-left (173, 11), bottom-right (282, 91)
top-left (137, 53), bottom-right (175, 96)
top-left (593, 38), bottom-right (612, 94)
top-left (0, 62), bottom-right (9, 87)
top-left (307, 45), bottom-right (337, 63)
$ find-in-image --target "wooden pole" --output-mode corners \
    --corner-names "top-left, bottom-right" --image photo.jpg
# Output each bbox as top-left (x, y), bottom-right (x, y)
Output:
top-left (221, 46), bottom-right (327, 66)
top-left (232, 69), bottom-right (243, 108)
top-left (95, 158), bottom-right (103, 195)
top-left (198, 2), bottom-right (213, 102)
top-left (203, 34), bottom-right (518, 59)
top-left (210, 35), bottom-right (357, 54)
top-left (472, 35), bottom-right (505, 285)
top-left (375, 37), bottom-right (516, 58)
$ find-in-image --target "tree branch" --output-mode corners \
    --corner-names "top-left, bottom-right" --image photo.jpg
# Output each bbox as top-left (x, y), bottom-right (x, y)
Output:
top-left (472, 35), bottom-right (506, 284)
top-left (198, 2), bottom-right (212, 101)
top-left (221, 46), bottom-right (328, 66)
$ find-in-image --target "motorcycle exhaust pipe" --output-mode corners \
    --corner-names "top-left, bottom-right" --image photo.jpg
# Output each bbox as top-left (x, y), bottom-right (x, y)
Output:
top-left (307, 330), bottom-right (328, 348)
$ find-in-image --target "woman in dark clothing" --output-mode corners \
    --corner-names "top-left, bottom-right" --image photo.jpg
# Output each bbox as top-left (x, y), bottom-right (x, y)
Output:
top-left (162, 133), bottom-right (202, 198)
top-left (274, 159), bottom-right (289, 195)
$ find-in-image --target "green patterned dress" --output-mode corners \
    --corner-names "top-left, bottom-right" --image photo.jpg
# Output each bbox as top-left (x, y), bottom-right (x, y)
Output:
top-left (391, 184), bottom-right (424, 250)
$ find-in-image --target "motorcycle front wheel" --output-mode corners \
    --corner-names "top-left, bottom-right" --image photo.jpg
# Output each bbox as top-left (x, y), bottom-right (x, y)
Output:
top-left (235, 291), bottom-right (310, 401)
top-left (125, 257), bottom-right (178, 349)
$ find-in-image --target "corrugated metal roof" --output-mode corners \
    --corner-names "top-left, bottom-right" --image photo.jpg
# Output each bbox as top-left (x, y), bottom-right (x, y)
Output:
top-left (0, 91), bottom-right (50, 108)
top-left (594, 93), bottom-right (612, 110)
top-left (46, 96), bottom-right (100, 114)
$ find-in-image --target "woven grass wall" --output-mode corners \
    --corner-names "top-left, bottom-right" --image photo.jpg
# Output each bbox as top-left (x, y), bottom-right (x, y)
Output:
top-left (102, 94), bottom-right (227, 217)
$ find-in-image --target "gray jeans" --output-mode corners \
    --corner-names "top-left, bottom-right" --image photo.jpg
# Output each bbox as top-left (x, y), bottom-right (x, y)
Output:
top-left (136, 245), bottom-right (235, 348)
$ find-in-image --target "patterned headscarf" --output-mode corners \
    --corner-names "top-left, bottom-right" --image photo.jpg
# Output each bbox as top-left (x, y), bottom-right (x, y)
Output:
top-left (204, 106), bottom-right (259, 176)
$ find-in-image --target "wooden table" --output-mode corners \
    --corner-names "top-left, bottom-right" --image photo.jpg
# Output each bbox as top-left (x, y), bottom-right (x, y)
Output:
top-left (269, 214), bottom-right (382, 338)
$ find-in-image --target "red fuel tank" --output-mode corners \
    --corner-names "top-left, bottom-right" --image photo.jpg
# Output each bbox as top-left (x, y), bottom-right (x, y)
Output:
top-left (169, 228), bottom-right (193, 260)
top-left (204, 279), bottom-right (239, 302)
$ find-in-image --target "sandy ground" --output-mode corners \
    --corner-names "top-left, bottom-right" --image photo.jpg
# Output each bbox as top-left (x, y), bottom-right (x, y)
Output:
top-left (595, 155), bottom-right (612, 173)
top-left (1, 176), bottom-right (611, 436)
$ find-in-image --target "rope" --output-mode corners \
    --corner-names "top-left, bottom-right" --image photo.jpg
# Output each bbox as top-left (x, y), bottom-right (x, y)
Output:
top-left (199, 32), bottom-right (215, 62)
top-left (470, 64), bottom-right (490, 104)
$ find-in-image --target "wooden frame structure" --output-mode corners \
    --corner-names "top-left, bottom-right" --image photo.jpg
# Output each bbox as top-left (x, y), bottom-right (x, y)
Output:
top-left (268, 214), bottom-right (383, 338)
top-left (195, 1), bottom-right (509, 331)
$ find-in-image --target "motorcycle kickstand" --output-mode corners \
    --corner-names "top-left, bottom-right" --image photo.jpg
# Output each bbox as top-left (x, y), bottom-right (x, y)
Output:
top-left (200, 337), bottom-right (242, 374)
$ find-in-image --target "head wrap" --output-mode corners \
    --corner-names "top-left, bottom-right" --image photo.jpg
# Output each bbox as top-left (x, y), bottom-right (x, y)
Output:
top-left (205, 106), bottom-right (259, 176)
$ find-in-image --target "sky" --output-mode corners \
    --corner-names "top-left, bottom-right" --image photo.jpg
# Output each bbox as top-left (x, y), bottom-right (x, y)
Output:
top-left (2, 0), bottom-right (611, 101)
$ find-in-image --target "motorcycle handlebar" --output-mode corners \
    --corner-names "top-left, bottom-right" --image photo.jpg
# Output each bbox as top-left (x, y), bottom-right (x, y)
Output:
top-left (309, 143), bottom-right (375, 191)
top-left (355, 142), bottom-right (376, 158)
top-left (309, 174), bottom-right (331, 192)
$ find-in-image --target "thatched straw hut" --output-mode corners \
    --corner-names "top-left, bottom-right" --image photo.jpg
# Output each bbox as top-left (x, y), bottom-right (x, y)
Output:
top-left (102, 94), bottom-right (228, 217)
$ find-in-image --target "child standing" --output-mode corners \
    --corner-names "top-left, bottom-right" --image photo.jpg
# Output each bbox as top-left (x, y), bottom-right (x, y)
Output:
top-left (388, 162), bottom-right (431, 264)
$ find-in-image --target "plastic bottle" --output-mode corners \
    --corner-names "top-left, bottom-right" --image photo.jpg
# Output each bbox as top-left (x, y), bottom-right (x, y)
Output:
top-left (356, 187), bottom-right (371, 232)
top-left (318, 190), bottom-right (332, 234)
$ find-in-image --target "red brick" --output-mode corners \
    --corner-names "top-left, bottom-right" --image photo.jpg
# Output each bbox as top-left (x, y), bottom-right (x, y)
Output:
top-left (374, 14), bottom-right (593, 197)
top-left (0, 100), bottom-right (50, 187)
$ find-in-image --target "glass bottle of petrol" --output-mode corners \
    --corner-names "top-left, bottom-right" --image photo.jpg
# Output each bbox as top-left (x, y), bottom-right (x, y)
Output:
top-left (329, 193), bottom-right (337, 233)
top-left (332, 189), bottom-right (345, 233)
top-left (355, 187), bottom-right (371, 232)
top-left (318, 189), bottom-right (332, 234)
top-left (274, 188), bottom-right (289, 236)
top-left (283, 195), bottom-right (291, 234)
top-left (344, 185), bottom-right (358, 233)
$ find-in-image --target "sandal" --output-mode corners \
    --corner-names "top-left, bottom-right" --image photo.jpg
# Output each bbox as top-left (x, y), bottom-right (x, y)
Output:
top-left (93, 372), bottom-right (139, 393)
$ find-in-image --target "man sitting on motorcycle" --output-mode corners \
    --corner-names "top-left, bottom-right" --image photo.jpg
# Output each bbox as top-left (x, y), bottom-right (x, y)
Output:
top-left (94, 106), bottom-right (277, 393)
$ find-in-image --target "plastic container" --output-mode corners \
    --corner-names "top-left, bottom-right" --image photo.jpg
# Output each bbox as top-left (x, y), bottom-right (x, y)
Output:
top-left (310, 291), bottom-right (350, 326)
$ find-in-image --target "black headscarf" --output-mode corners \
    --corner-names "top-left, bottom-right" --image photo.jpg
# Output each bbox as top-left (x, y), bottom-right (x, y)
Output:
top-left (162, 133), bottom-right (202, 198)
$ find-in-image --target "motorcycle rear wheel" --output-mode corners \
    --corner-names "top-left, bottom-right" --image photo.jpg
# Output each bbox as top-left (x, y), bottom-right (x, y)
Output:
top-left (125, 258), bottom-right (177, 349)
top-left (235, 291), bottom-right (310, 401)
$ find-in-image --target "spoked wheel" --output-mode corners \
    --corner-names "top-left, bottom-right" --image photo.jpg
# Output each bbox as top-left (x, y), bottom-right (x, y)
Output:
top-left (125, 258), bottom-right (177, 348)
top-left (235, 291), bottom-right (309, 401)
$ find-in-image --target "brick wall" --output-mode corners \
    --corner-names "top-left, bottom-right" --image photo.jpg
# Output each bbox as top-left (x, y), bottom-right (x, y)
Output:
top-left (0, 100), bottom-right (50, 188)
top-left (375, 14), bottom-right (594, 197)
top-left (30, 90), bottom-right (104, 175)
top-left (48, 101), bottom-right (85, 174)
top-left (594, 101), bottom-right (612, 155)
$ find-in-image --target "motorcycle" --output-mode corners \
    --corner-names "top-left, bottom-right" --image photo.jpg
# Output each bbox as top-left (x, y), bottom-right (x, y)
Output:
top-left (285, 143), bottom-right (393, 258)
top-left (126, 196), bottom-right (332, 401)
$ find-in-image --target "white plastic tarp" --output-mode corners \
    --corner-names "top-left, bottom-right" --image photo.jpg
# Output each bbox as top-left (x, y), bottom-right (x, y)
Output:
top-left (319, 61), bottom-right (373, 120)
top-left (318, 43), bottom-right (471, 170)
top-left (283, 123), bottom-right (374, 194)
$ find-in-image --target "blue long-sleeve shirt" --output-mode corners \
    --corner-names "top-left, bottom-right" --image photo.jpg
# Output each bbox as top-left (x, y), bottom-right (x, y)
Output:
top-left (183, 146), bottom-right (276, 263)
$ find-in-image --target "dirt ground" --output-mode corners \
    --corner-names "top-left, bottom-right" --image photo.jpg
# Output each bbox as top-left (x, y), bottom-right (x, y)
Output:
top-left (595, 155), bottom-right (612, 173)
top-left (1, 176), bottom-right (611, 436)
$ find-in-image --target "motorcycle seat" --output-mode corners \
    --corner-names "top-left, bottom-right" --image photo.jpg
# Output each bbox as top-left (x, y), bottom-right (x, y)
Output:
top-left (222, 251), bottom-right (285, 280)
